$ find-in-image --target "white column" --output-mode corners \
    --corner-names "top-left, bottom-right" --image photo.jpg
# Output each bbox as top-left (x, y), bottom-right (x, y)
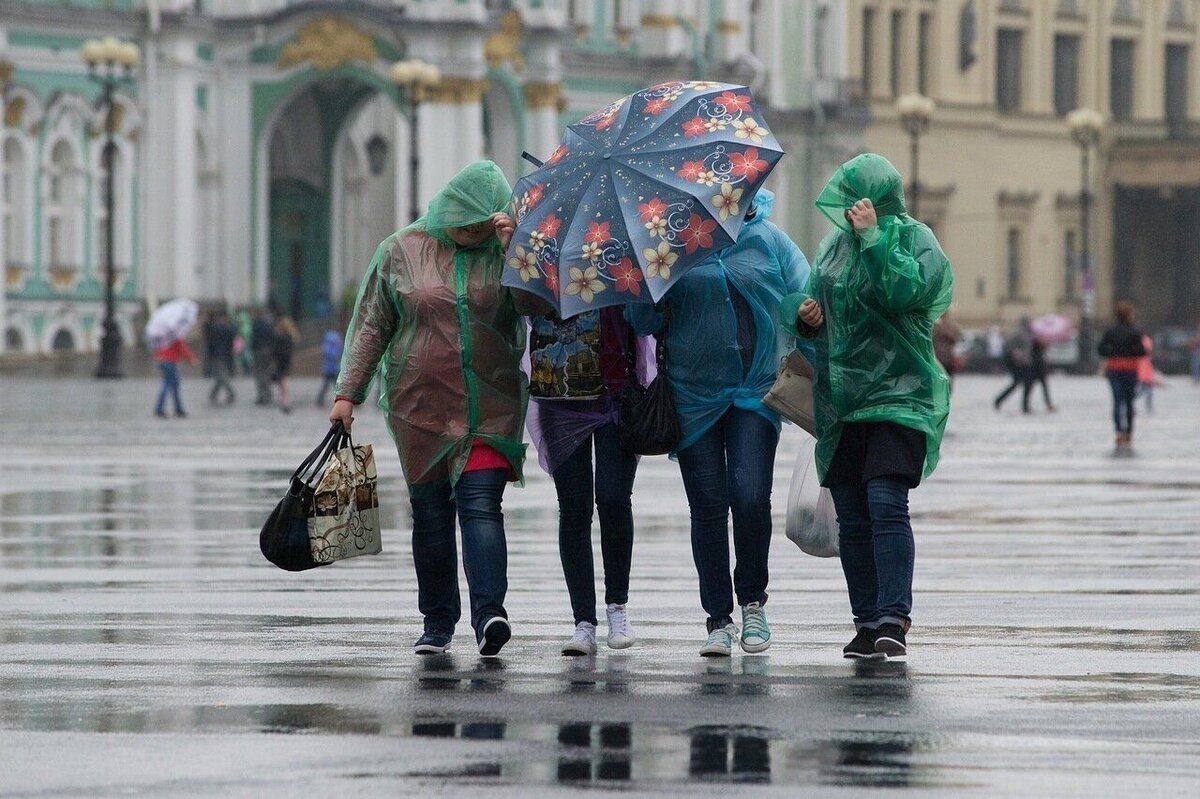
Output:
top-left (522, 39), bottom-right (564, 175)
top-left (715, 0), bottom-right (751, 64)
top-left (218, 69), bottom-right (254, 306)
top-left (419, 79), bottom-right (486, 199)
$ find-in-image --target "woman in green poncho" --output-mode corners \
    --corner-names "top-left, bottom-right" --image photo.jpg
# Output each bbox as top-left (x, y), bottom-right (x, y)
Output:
top-left (330, 161), bottom-right (544, 658)
top-left (781, 153), bottom-right (953, 662)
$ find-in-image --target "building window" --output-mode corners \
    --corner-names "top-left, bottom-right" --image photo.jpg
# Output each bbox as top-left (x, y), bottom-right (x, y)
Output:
top-left (1165, 44), bottom-right (1189, 138)
top-left (46, 140), bottom-right (81, 272)
top-left (1006, 226), bottom-right (1023, 298)
top-left (815, 6), bottom-right (829, 79)
top-left (917, 12), bottom-right (933, 95)
top-left (862, 7), bottom-right (876, 96)
top-left (1110, 39), bottom-right (1135, 121)
top-left (2, 138), bottom-right (27, 268)
top-left (890, 10), bottom-right (904, 97)
top-left (1063, 228), bottom-right (1077, 301)
top-left (996, 29), bottom-right (1023, 113)
top-left (1053, 34), bottom-right (1080, 116)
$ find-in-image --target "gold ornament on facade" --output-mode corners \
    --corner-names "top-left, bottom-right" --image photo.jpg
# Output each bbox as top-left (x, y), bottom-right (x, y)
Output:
top-left (641, 14), bottom-right (679, 28)
top-left (277, 15), bottom-right (377, 71)
top-left (4, 95), bottom-right (26, 128)
top-left (523, 81), bottom-right (562, 110)
top-left (485, 10), bottom-right (525, 71)
top-left (425, 77), bottom-right (486, 104)
top-left (717, 20), bottom-right (743, 34)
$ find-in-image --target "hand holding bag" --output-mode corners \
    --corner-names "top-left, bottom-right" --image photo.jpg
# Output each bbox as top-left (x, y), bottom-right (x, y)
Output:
top-left (764, 349), bottom-right (817, 436)
top-left (618, 306), bottom-right (681, 456)
top-left (260, 423), bottom-right (345, 571)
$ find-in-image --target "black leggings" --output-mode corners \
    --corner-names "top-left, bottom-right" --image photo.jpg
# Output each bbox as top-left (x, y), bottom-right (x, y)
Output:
top-left (1107, 371), bottom-right (1138, 434)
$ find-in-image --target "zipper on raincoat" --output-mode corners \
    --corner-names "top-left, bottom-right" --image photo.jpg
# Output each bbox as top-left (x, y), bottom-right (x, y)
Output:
top-left (453, 250), bottom-right (480, 434)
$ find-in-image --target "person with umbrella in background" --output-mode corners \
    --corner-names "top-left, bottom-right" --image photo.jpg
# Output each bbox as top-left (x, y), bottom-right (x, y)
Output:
top-left (782, 153), bottom-right (953, 661)
top-left (329, 161), bottom-right (546, 658)
top-left (146, 298), bottom-right (201, 419)
top-left (502, 82), bottom-right (792, 658)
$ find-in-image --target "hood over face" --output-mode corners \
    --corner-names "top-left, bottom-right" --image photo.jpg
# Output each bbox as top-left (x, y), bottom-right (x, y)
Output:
top-left (743, 187), bottom-right (774, 226)
top-left (815, 153), bottom-right (908, 234)
top-left (419, 160), bottom-right (513, 246)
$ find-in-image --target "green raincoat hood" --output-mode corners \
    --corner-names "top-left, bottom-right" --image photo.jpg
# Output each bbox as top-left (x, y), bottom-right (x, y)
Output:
top-left (816, 153), bottom-right (908, 233)
top-left (418, 160), bottom-right (513, 247)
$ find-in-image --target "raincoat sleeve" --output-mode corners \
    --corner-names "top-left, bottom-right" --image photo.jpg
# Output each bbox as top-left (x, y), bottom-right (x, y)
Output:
top-left (772, 227), bottom-right (817, 362)
top-left (625, 303), bottom-right (664, 336)
top-left (859, 221), bottom-right (953, 317)
top-left (336, 239), bottom-right (401, 404)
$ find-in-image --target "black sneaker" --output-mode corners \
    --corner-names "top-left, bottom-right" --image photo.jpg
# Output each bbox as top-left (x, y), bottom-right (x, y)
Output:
top-left (843, 628), bottom-right (883, 659)
top-left (874, 624), bottom-right (907, 659)
top-left (477, 616), bottom-right (511, 657)
top-left (413, 630), bottom-right (452, 655)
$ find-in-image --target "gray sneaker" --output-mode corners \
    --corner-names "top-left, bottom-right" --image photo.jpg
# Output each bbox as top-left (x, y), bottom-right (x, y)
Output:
top-left (699, 622), bottom-right (737, 657)
top-left (561, 621), bottom-right (597, 656)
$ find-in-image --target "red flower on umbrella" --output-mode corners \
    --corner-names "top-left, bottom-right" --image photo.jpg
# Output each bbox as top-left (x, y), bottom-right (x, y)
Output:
top-left (526, 183), bottom-right (545, 206)
top-left (537, 213), bottom-right (562, 238)
top-left (677, 160), bottom-right (706, 181)
top-left (547, 144), bottom-right (569, 165)
top-left (545, 266), bottom-right (559, 294)
top-left (645, 97), bottom-right (670, 116)
top-left (681, 214), bottom-right (717, 254)
top-left (716, 91), bottom-right (752, 114)
top-left (682, 116), bottom-right (707, 137)
top-left (595, 113), bottom-right (617, 130)
top-left (613, 257), bottom-right (643, 296)
top-left (638, 198), bottom-right (668, 222)
top-left (584, 221), bottom-right (611, 244)
top-left (729, 148), bottom-right (768, 182)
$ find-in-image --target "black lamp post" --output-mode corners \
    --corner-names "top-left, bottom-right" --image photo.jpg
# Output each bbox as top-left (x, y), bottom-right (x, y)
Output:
top-left (83, 36), bottom-right (139, 379)
top-left (1068, 108), bottom-right (1105, 373)
top-left (390, 59), bottom-right (441, 223)
top-left (897, 93), bottom-right (934, 218)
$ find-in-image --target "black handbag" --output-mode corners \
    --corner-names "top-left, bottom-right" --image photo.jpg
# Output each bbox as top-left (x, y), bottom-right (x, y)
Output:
top-left (260, 422), bottom-right (348, 571)
top-left (618, 306), bottom-right (681, 455)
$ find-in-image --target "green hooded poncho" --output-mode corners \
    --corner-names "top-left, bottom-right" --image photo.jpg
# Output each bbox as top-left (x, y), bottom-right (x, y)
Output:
top-left (781, 153), bottom-right (954, 482)
top-left (336, 160), bottom-right (529, 489)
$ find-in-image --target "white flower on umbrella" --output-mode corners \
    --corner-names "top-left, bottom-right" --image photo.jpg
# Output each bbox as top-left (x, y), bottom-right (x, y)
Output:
top-left (530, 230), bottom-right (547, 250)
top-left (711, 183), bottom-right (744, 221)
top-left (733, 117), bottom-right (768, 144)
top-left (565, 266), bottom-right (605, 303)
top-left (582, 240), bottom-right (603, 261)
top-left (644, 214), bottom-right (668, 238)
top-left (704, 117), bottom-right (728, 132)
top-left (643, 241), bottom-right (679, 281)
top-left (507, 246), bottom-right (539, 282)
top-left (698, 170), bottom-right (717, 187)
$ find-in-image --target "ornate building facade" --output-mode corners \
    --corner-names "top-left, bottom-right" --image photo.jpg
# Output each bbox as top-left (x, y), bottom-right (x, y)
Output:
top-left (0, 0), bottom-right (865, 354)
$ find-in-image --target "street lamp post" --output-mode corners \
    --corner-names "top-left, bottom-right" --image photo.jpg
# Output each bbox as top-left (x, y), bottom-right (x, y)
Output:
top-left (390, 59), bottom-right (442, 224)
top-left (1068, 108), bottom-right (1105, 373)
top-left (897, 93), bottom-right (935, 219)
top-left (83, 36), bottom-right (140, 379)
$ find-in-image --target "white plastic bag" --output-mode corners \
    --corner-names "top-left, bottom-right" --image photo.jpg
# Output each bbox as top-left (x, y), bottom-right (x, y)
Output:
top-left (785, 436), bottom-right (840, 557)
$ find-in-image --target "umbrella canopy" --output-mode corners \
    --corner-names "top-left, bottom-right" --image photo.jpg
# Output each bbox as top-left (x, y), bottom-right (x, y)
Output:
top-left (1029, 313), bottom-right (1075, 345)
top-left (503, 81), bottom-right (784, 317)
top-left (145, 298), bottom-right (199, 349)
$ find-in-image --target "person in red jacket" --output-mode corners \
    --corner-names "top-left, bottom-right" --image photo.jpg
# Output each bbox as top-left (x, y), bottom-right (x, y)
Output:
top-left (154, 337), bottom-right (198, 418)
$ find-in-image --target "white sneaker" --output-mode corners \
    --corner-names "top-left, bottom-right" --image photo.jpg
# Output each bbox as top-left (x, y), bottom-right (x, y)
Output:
top-left (606, 603), bottom-right (636, 649)
top-left (699, 622), bottom-right (737, 657)
top-left (561, 621), bottom-right (597, 656)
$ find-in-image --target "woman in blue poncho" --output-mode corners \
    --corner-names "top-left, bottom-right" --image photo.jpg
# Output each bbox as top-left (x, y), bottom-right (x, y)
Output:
top-left (626, 189), bottom-right (811, 657)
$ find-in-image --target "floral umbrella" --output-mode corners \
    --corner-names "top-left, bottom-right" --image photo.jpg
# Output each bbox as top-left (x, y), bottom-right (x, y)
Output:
top-left (503, 81), bottom-right (784, 318)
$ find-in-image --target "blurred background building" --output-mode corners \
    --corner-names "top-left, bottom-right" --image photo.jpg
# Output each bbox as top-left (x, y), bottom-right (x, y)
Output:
top-left (0, 0), bottom-right (865, 355)
top-left (850, 0), bottom-right (1200, 343)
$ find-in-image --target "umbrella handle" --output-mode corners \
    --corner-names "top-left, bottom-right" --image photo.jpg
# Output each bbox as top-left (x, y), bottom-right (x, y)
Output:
top-left (521, 151), bottom-right (544, 168)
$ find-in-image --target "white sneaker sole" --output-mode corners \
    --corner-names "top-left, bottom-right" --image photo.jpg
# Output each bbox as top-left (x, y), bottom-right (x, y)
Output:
top-left (740, 637), bottom-right (771, 654)
top-left (699, 644), bottom-right (732, 657)
top-left (607, 634), bottom-right (635, 650)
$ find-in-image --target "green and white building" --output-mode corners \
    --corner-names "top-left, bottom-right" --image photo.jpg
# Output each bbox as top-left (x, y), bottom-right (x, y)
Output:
top-left (0, 0), bottom-right (865, 354)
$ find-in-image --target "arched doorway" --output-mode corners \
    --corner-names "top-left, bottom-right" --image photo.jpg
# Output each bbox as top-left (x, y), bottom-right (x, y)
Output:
top-left (264, 77), bottom-right (403, 322)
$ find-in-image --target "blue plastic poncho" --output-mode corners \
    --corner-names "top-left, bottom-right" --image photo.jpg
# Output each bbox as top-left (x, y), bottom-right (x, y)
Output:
top-left (781, 153), bottom-right (954, 481)
top-left (625, 190), bottom-right (811, 452)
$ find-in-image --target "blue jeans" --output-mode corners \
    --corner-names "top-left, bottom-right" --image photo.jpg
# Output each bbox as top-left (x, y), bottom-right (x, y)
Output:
top-left (677, 407), bottom-right (779, 625)
top-left (1107, 371), bottom-right (1138, 434)
top-left (552, 422), bottom-right (638, 626)
top-left (828, 477), bottom-right (914, 629)
top-left (155, 362), bottom-right (184, 415)
top-left (409, 469), bottom-right (508, 641)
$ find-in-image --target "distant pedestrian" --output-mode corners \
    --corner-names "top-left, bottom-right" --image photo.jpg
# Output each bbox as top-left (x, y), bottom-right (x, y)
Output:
top-left (250, 308), bottom-right (275, 406)
top-left (1136, 334), bottom-right (1157, 413)
top-left (994, 318), bottom-right (1034, 413)
top-left (154, 336), bottom-right (198, 418)
top-left (1098, 300), bottom-right (1147, 449)
top-left (235, 309), bottom-right (254, 377)
top-left (986, 325), bottom-right (1005, 373)
top-left (1030, 337), bottom-right (1056, 412)
top-left (933, 310), bottom-right (961, 392)
top-left (203, 309), bottom-right (237, 407)
top-left (272, 316), bottom-right (300, 414)
top-left (316, 328), bottom-right (343, 408)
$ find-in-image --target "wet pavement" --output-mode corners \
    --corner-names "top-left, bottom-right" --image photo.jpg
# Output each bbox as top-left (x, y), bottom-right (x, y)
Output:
top-left (1, 373), bottom-right (1198, 797)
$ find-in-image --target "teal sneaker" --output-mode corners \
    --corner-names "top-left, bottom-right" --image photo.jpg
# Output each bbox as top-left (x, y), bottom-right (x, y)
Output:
top-left (699, 621), bottom-right (737, 657)
top-left (740, 602), bottom-right (771, 653)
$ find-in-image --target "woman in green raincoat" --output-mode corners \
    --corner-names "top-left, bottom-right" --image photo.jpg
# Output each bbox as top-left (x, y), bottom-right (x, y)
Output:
top-left (330, 161), bottom-right (544, 658)
top-left (781, 153), bottom-right (953, 662)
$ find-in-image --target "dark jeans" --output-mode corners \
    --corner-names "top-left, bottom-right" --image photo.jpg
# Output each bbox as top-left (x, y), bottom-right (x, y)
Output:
top-left (155, 362), bottom-right (184, 415)
top-left (994, 366), bottom-right (1033, 412)
top-left (409, 468), bottom-right (508, 640)
top-left (1107, 370), bottom-right (1138, 434)
top-left (828, 476), bottom-right (914, 629)
top-left (253, 347), bottom-right (274, 404)
top-left (209, 361), bottom-right (235, 406)
top-left (677, 407), bottom-right (779, 625)
top-left (551, 422), bottom-right (638, 626)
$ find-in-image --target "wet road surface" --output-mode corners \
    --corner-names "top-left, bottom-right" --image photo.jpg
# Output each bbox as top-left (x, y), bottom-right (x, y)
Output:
top-left (2, 374), bottom-right (1198, 796)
